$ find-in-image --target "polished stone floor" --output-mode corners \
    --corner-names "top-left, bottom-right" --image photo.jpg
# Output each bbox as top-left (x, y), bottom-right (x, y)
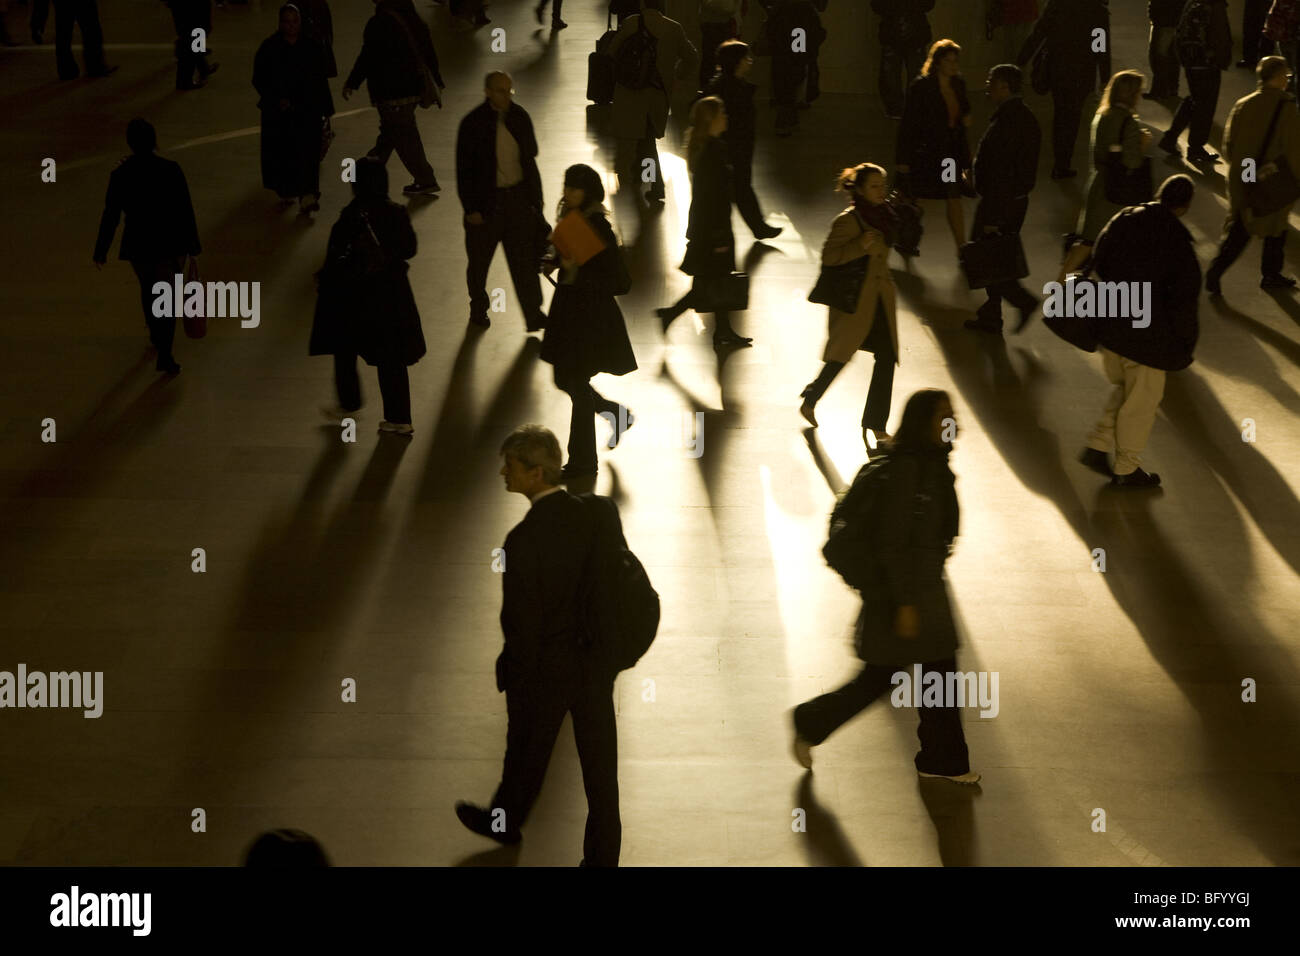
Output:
top-left (1, 0), bottom-right (1297, 866)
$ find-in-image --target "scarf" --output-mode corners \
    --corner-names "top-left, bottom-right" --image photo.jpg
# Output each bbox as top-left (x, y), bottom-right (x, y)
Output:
top-left (854, 197), bottom-right (899, 248)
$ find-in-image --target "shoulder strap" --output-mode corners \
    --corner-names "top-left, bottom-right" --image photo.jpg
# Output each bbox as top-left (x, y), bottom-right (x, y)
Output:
top-left (1259, 100), bottom-right (1287, 161)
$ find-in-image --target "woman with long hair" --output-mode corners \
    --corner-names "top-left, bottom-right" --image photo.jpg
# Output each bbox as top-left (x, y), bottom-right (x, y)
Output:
top-left (800, 163), bottom-right (901, 454)
top-left (1059, 70), bottom-right (1151, 282)
top-left (656, 96), bottom-right (752, 349)
top-left (792, 388), bottom-right (979, 786)
top-left (896, 39), bottom-right (972, 251)
top-left (539, 164), bottom-right (638, 481)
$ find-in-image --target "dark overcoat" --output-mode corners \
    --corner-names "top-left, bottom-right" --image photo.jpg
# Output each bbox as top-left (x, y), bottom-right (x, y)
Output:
top-left (681, 137), bottom-right (736, 277)
top-left (896, 72), bottom-right (972, 199)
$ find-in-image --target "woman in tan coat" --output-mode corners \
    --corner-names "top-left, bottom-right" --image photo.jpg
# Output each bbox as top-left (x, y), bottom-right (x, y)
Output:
top-left (800, 163), bottom-right (900, 451)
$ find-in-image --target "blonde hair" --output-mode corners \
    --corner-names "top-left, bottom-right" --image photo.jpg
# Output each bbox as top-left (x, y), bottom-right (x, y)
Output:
top-left (836, 162), bottom-right (887, 195)
top-left (1101, 70), bottom-right (1145, 112)
top-left (922, 39), bottom-right (961, 77)
top-left (686, 96), bottom-right (726, 172)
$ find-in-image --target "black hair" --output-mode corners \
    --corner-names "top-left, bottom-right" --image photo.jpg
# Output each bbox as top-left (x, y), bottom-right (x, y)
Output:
top-left (1157, 174), bottom-right (1194, 209)
top-left (990, 63), bottom-right (1022, 95)
top-left (715, 40), bottom-right (750, 77)
top-left (353, 156), bottom-right (388, 201)
top-left (244, 829), bottom-right (330, 867)
top-left (887, 388), bottom-right (953, 453)
top-left (126, 118), bottom-right (156, 155)
top-left (563, 163), bottom-right (605, 206)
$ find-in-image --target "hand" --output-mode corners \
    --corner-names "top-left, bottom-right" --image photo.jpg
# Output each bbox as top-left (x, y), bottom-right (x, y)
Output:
top-left (894, 605), bottom-right (920, 640)
top-left (466, 212), bottom-right (485, 225)
top-left (341, 86), bottom-right (353, 101)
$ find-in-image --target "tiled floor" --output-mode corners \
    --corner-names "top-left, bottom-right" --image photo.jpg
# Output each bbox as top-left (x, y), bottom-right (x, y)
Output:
top-left (1, 0), bottom-right (1297, 866)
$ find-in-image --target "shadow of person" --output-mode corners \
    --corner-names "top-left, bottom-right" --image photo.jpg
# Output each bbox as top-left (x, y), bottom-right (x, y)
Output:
top-left (916, 777), bottom-right (982, 867)
top-left (1201, 298), bottom-right (1300, 413)
top-left (454, 844), bottom-right (522, 867)
top-left (795, 774), bottom-right (864, 867)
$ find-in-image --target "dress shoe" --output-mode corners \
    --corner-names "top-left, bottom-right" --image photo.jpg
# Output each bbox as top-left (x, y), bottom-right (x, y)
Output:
top-left (455, 802), bottom-right (522, 845)
top-left (964, 315), bottom-right (1003, 335)
top-left (1205, 267), bottom-right (1223, 295)
top-left (469, 313), bottom-right (491, 329)
top-left (157, 360), bottom-right (181, 375)
top-left (553, 19), bottom-right (567, 29)
top-left (1157, 133), bottom-right (1181, 156)
top-left (863, 428), bottom-right (891, 454)
top-left (1050, 168), bottom-right (1077, 180)
top-left (799, 398), bottom-right (818, 428)
top-left (403, 181), bottom-right (440, 195)
top-left (1111, 467), bottom-right (1161, 488)
top-left (1078, 447), bottom-right (1112, 478)
top-left (753, 223), bottom-right (783, 240)
top-left (918, 769), bottom-right (981, 784)
top-left (1260, 273), bottom-right (1298, 290)
top-left (1186, 146), bottom-right (1218, 164)
top-left (525, 313), bottom-right (547, 332)
top-left (712, 332), bottom-right (752, 348)
top-left (86, 65), bottom-right (119, 78)
top-left (378, 421), bottom-right (414, 436)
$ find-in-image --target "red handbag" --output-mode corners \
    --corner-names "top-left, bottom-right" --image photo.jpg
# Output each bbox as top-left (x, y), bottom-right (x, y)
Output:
top-left (182, 256), bottom-right (206, 339)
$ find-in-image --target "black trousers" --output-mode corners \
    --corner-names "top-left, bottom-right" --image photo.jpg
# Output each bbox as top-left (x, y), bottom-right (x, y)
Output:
top-left (32, 0), bottom-right (52, 34)
top-left (1050, 84), bottom-right (1089, 172)
top-left (170, 1), bottom-right (212, 88)
top-left (772, 53), bottom-right (809, 130)
top-left (793, 655), bottom-right (971, 777)
top-left (1147, 25), bottom-right (1179, 97)
top-left (491, 661), bottom-right (621, 866)
top-left (1209, 215), bottom-right (1286, 279)
top-left (801, 306), bottom-right (896, 430)
top-left (699, 19), bottom-right (739, 88)
top-left (619, 114), bottom-right (665, 200)
top-left (1167, 67), bottom-right (1222, 150)
top-left (54, 0), bottom-right (107, 78)
top-left (1243, 0), bottom-right (1269, 65)
top-left (130, 258), bottom-right (183, 366)
top-left (333, 353), bottom-right (412, 424)
top-left (464, 184), bottom-right (544, 324)
top-left (879, 42), bottom-right (926, 118)
top-left (368, 102), bottom-right (437, 186)
top-left (536, 0), bottom-right (562, 20)
top-left (972, 196), bottom-right (1036, 320)
top-left (555, 370), bottom-right (621, 473)
top-left (731, 149), bottom-right (770, 235)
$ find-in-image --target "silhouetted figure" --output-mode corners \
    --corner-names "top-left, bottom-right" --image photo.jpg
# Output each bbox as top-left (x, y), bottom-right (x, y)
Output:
top-left (534, 0), bottom-right (565, 30)
top-left (456, 71), bottom-right (546, 331)
top-left (1264, 0), bottom-right (1300, 102)
top-left (30, 0), bottom-right (51, 44)
top-left (165, 0), bottom-right (218, 90)
top-left (540, 165), bottom-right (637, 481)
top-left (1241, 0), bottom-right (1269, 68)
top-left (93, 118), bottom-right (199, 376)
top-left (762, 0), bottom-right (826, 137)
top-left (609, 0), bottom-right (639, 27)
top-left (896, 39), bottom-right (971, 251)
top-left (656, 97), bottom-right (752, 349)
top-left (1206, 56), bottom-right (1300, 292)
top-left (311, 157), bottom-right (425, 435)
top-left (1158, 0), bottom-right (1231, 163)
top-left (964, 64), bottom-right (1042, 335)
top-left (343, 0), bottom-right (444, 196)
top-left (254, 4), bottom-right (335, 215)
top-left (1145, 0), bottom-right (1184, 99)
top-left (698, 0), bottom-right (744, 89)
top-left (296, 0), bottom-right (337, 77)
top-left (986, 0), bottom-right (1038, 65)
top-left (1017, 0), bottom-right (1111, 178)
top-left (244, 828), bottom-right (331, 866)
top-left (607, 0), bottom-right (697, 204)
top-left (1079, 175), bottom-right (1200, 488)
top-left (792, 389), bottom-right (981, 786)
top-left (799, 163), bottom-right (900, 452)
top-left (873, 0), bottom-right (934, 120)
top-left (52, 0), bottom-right (115, 79)
top-left (450, 0), bottom-right (489, 28)
top-left (456, 425), bottom-right (622, 867)
top-left (703, 40), bottom-right (782, 239)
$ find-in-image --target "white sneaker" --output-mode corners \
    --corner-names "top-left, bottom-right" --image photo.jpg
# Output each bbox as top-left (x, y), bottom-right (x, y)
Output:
top-left (378, 421), bottom-right (414, 436)
top-left (918, 769), bottom-right (981, 785)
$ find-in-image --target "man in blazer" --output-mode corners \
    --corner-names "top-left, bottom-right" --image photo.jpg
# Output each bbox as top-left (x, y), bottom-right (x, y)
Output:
top-left (455, 71), bottom-right (547, 332)
top-left (456, 425), bottom-right (623, 866)
top-left (93, 119), bottom-right (201, 376)
top-left (965, 64), bottom-right (1042, 335)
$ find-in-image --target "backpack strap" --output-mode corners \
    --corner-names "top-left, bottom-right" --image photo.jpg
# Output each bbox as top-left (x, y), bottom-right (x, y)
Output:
top-left (1258, 99), bottom-right (1287, 163)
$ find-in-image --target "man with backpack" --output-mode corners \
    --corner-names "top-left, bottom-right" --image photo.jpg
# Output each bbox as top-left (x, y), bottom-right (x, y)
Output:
top-left (1158, 0), bottom-right (1232, 163)
top-left (607, 0), bottom-right (698, 205)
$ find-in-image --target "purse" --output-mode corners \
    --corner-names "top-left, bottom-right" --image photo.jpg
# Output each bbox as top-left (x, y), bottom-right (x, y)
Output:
top-left (809, 212), bottom-right (870, 312)
top-left (958, 231), bottom-right (1029, 290)
top-left (1247, 101), bottom-right (1300, 215)
top-left (694, 272), bottom-right (749, 312)
top-left (1103, 115), bottom-right (1153, 205)
top-left (182, 256), bottom-right (206, 339)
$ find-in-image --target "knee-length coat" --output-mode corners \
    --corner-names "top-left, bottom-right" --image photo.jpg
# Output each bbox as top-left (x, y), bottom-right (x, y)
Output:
top-left (1078, 107), bottom-right (1146, 242)
top-left (1223, 85), bottom-right (1300, 237)
top-left (253, 31), bottom-right (334, 198)
top-left (820, 207), bottom-right (899, 365)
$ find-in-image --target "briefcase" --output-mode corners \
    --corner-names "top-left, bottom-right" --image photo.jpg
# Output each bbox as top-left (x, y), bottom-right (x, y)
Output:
top-left (587, 22), bottom-right (618, 104)
top-left (694, 272), bottom-right (750, 313)
top-left (1249, 157), bottom-right (1300, 215)
top-left (958, 232), bottom-right (1029, 290)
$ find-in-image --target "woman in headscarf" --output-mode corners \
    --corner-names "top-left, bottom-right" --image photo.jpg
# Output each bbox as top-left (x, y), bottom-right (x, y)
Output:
top-left (540, 164), bottom-right (638, 481)
top-left (253, 3), bottom-right (335, 214)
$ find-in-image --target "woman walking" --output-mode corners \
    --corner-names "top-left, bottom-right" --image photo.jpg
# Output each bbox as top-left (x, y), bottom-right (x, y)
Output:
top-left (792, 388), bottom-right (980, 786)
top-left (540, 165), bottom-right (638, 481)
top-left (896, 38), bottom-right (972, 252)
top-left (799, 163), bottom-right (901, 454)
top-left (253, 3), bottom-right (335, 215)
top-left (656, 96), bottom-right (753, 349)
top-left (311, 158), bottom-right (425, 435)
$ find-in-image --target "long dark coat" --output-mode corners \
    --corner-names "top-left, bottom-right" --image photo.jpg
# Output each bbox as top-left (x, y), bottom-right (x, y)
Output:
top-left (541, 211), bottom-right (638, 380)
top-left (896, 72), bottom-right (972, 199)
top-left (253, 32), bottom-right (334, 199)
top-left (854, 447), bottom-right (960, 665)
top-left (310, 200), bottom-right (426, 367)
top-left (681, 137), bottom-right (736, 277)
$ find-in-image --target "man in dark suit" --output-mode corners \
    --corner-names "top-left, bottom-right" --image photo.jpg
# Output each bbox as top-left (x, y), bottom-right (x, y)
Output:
top-left (456, 425), bottom-right (622, 867)
top-left (164, 0), bottom-right (219, 91)
top-left (455, 72), bottom-right (546, 332)
top-left (93, 119), bottom-right (201, 376)
top-left (965, 64), bottom-right (1042, 335)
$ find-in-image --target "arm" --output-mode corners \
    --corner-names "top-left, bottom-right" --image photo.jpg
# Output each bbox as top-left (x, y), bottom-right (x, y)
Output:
top-left (1121, 114), bottom-right (1146, 169)
top-left (176, 166), bottom-right (201, 257)
top-left (1167, 245), bottom-right (1201, 362)
top-left (876, 455), bottom-right (924, 606)
top-left (455, 116), bottom-right (479, 216)
top-left (390, 206), bottom-right (417, 262)
top-left (821, 212), bottom-right (876, 265)
top-left (344, 21), bottom-right (372, 92)
top-left (499, 529), bottom-right (546, 688)
top-left (1213, 2), bottom-right (1233, 70)
top-left (93, 169), bottom-right (122, 263)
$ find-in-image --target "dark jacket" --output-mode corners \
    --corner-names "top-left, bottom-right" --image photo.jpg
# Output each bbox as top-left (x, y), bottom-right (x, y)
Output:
top-left (497, 490), bottom-right (608, 690)
top-left (455, 101), bottom-right (544, 217)
top-left (702, 71), bottom-right (757, 158)
top-left (296, 0), bottom-right (337, 78)
top-left (682, 137), bottom-right (736, 277)
top-left (856, 447), bottom-right (960, 665)
top-left (94, 154), bottom-right (201, 263)
top-left (764, 0), bottom-right (827, 59)
top-left (1018, 0), bottom-right (1111, 92)
top-left (541, 211), bottom-right (638, 380)
top-left (896, 72), bottom-right (972, 195)
top-left (1090, 202), bottom-right (1200, 371)
top-left (310, 199), bottom-right (426, 367)
top-left (344, 0), bottom-right (443, 104)
top-left (253, 32), bottom-right (335, 117)
top-left (1148, 0), bottom-right (1187, 27)
top-left (1178, 0), bottom-right (1233, 71)
top-left (973, 95), bottom-right (1041, 203)
top-left (870, 0), bottom-right (934, 49)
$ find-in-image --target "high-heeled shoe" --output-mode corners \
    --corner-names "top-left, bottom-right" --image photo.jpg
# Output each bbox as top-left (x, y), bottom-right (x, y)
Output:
top-left (799, 398), bottom-right (818, 427)
top-left (713, 332), bottom-right (753, 349)
top-left (656, 307), bottom-right (679, 334)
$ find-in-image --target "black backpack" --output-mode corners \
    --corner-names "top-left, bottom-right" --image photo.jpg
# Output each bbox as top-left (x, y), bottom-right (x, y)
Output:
top-left (579, 494), bottom-right (660, 672)
top-left (822, 457), bottom-right (894, 590)
top-left (615, 14), bottom-right (663, 92)
top-left (1175, 0), bottom-right (1213, 69)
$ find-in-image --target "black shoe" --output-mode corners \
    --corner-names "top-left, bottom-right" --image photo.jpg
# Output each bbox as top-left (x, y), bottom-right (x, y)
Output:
top-left (713, 332), bottom-right (753, 349)
top-left (86, 65), bottom-right (118, 78)
top-left (455, 802), bottom-right (522, 845)
top-left (525, 314), bottom-right (546, 332)
top-left (1186, 146), bottom-right (1218, 164)
top-left (656, 306), bottom-right (679, 334)
top-left (1260, 273), bottom-right (1298, 290)
top-left (753, 224), bottom-right (783, 240)
top-left (403, 181), bottom-right (440, 196)
top-left (1157, 133), bottom-right (1181, 156)
top-left (1078, 447), bottom-right (1112, 478)
top-left (469, 313), bottom-right (490, 329)
top-left (553, 19), bottom-right (567, 29)
top-left (1205, 268), bottom-right (1223, 296)
top-left (157, 360), bottom-right (181, 375)
top-left (561, 462), bottom-right (598, 481)
top-left (645, 189), bottom-right (665, 205)
top-left (1012, 298), bottom-right (1040, 334)
top-left (963, 315), bottom-right (1003, 334)
top-left (1111, 467), bottom-right (1161, 488)
top-left (200, 62), bottom-right (220, 78)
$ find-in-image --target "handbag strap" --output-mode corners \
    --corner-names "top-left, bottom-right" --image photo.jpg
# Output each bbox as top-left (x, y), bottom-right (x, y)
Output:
top-left (1258, 100), bottom-right (1287, 162)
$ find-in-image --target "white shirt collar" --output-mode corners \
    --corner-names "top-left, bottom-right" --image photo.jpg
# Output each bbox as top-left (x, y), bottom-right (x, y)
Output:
top-left (529, 485), bottom-right (563, 506)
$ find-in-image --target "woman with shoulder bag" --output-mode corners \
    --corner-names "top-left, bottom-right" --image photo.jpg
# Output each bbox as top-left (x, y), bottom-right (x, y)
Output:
top-left (311, 157), bottom-right (425, 436)
top-left (800, 163), bottom-right (902, 454)
top-left (540, 164), bottom-right (638, 481)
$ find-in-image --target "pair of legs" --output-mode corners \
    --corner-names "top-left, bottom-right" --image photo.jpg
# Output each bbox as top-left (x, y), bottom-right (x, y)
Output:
top-left (800, 313), bottom-right (895, 434)
top-left (262, 110), bottom-right (323, 208)
top-left (617, 113), bottom-right (666, 202)
top-left (1085, 347), bottom-right (1166, 477)
top-left (1165, 66), bottom-right (1221, 156)
top-left (534, 0), bottom-right (563, 26)
top-left (333, 353), bottom-right (412, 425)
top-left (129, 257), bottom-right (184, 372)
top-left (54, 0), bottom-right (110, 78)
top-left (555, 369), bottom-right (625, 476)
top-left (170, 0), bottom-right (214, 89)
top-left (699, 18), bottom-right (739, 88)
top-left (967, 196), bottom-right (1037, 331)
top-left (369, 102), bottom-right (438, 188)
top-left (1049, 83), bottom-right (1090, 174)
top-left (1207, 215), bottom-right (1288, 286)
top-left (1242, 0), bottom-right (1269, 66)
top-left (660, 291), bottom-right (748, 346)
top-left (729, 148), bottom-right (778, 238)
top-left (793, 655), bottom-right (972, 778)
top-left (1146, 25), bottom-right (1179, 97)
top-left (878, 41), bottom-right (925, 118)
top-left (488, 659), bottom-right (621, 866)
top-left (772, 53), bottom-right (810, 134)
top-left (464, 184), bottom-right (545, 327)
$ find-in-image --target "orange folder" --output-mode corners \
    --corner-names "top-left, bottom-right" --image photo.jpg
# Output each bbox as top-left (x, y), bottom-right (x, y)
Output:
top-left (550, 210), bottom-right (607, 266)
